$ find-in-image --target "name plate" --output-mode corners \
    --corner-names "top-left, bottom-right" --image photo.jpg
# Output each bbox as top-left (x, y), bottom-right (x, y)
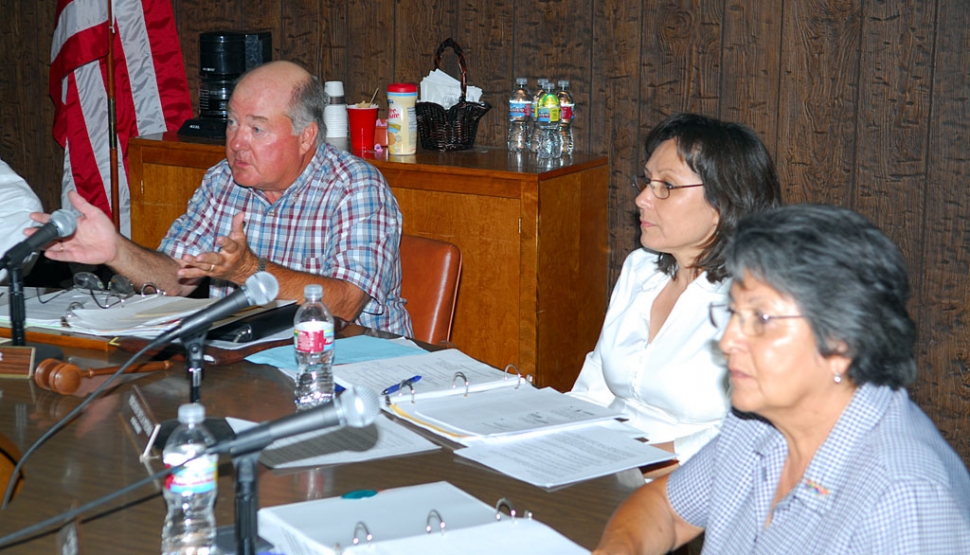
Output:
top-left (0, 346), bottom-right (35, 379)
top-left (119, 385), bottom-right (162, 462)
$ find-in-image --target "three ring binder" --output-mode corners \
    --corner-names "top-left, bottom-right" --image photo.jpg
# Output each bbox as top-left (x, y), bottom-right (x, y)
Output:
top-left (385, 384), bottom-right (621, 443)
top-left (258, 482), bottom-right (588, 555)
top-left (425, 509), bottom-right (445, 534)
top-left (494, 497), bottom-right (533, 521)
top-left (451, 371), bottom-right (469, 397)
top-left (332, 349), bottom-right (523, 407)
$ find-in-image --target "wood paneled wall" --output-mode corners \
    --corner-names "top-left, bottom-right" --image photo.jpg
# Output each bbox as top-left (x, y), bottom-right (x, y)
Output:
top-left (3, 0), bottom-right (969, 464)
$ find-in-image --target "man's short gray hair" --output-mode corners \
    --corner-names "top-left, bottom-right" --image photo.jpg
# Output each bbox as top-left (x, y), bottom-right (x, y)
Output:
top-left (289, 75), bottom-right (328, 147)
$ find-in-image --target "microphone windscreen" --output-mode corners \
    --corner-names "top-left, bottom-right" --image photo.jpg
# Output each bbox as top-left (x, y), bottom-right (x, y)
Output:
top-left (342, 386), bottom-right (381, 428)
top-left (244, 271), bottom-right (279, 305)
top-left (49, 209), bottom-right (77, 237)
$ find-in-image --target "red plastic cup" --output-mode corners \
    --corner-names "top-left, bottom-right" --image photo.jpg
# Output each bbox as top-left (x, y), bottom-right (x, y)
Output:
top-left (347, 105), bottom-right (379, 151)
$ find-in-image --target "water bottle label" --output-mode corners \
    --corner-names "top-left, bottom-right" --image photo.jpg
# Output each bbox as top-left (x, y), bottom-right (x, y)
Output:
top-left (537, 105), bottom-right (560, 124)
top-left (295, 321), bottom-right (334, 353)
top-left (164, 453), bottom-right (217, 494)
top-left (560, 102), bottom-right (574, 122)
top-left (509, 99), bottom-right (531, 120)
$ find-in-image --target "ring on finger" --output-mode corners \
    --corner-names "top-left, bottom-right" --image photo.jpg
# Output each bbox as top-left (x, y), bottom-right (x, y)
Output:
top-left (209, 263), bottom-right (215, 272)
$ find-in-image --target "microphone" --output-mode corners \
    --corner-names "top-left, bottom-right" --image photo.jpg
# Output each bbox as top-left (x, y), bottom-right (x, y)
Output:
top-left (0, 209), bottom-right (77, 268)
top-left (209, 386), bottom-right (381, 456)
top-left (152, 271), bottom-right (279, 345)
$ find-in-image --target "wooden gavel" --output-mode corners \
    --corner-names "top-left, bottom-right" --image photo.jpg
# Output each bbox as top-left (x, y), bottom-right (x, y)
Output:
top-left (34, 359), bottom-right (174, 395)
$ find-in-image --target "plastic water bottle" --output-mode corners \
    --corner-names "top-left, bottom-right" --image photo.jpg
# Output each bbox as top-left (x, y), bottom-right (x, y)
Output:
top-left (556, 80), bottom-right (575, 156)
top-left (294, 284), bottom-right (335, 410)
top-left (536, 91), bottom-right (562, 159)
top-left (529, 79), bottom-right (549, 153)
top-left (507, 78), bottom-right (531, 152)
top-left (161, 403), bottom-right (217, 555)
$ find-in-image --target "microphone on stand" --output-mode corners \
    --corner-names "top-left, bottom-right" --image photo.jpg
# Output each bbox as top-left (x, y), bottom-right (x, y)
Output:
top-left (0, 209), bottom-right (77, 269)
top-left (209, 385), bottom-right (381, 457)
top-left (149, 271), bottom-right (280, 348)
top-left (148, 271), bottom-right (279, 405)
top-left (3, 209), bottom-right (78, 359)
top-left (210, 386), bottom-right (381, 555)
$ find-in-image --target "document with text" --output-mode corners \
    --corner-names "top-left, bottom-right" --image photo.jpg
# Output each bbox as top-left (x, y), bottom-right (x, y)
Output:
top-left (455, 424), bottom-right (675, 488)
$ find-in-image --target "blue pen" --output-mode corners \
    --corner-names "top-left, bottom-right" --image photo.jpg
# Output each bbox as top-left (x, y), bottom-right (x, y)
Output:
top-left (381, 375), bottom-right (422, 396)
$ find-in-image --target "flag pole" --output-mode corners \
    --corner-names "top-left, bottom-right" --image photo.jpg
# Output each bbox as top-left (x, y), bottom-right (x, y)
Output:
top-left (106, 0), bottom-right (121, 230)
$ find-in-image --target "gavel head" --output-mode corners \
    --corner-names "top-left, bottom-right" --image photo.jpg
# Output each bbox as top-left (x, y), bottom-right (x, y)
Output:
top-left (33, 359), bottom-right (67, 391)
top-left (33, 360), bottom-right (85, 396)
top-left (48, 364), bottom-right (86, 396)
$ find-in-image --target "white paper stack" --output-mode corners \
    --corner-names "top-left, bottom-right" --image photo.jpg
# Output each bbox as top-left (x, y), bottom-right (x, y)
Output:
top-left (419, 69), bottom-right (483, 109)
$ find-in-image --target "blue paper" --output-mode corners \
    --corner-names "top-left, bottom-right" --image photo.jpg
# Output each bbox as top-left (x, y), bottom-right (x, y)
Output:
top-left (245, 334), bottom-right (424, 370)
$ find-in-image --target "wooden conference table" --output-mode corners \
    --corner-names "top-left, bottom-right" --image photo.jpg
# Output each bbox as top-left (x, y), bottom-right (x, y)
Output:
top-left (0, 327), bottom-right (638, 553)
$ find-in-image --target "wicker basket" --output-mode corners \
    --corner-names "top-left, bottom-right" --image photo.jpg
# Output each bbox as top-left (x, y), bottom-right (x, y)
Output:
top-left (415, 39), bottom-right (491, 151)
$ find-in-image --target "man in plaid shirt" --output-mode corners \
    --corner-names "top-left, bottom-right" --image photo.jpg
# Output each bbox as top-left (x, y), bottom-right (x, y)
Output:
top-left (37, 61), bottom-right (411, 336)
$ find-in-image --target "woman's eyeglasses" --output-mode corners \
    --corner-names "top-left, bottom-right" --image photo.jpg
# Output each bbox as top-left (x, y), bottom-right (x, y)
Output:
top-left (708, 302), bottom-right (805, 337)
top-left (631, 174), bottom-right (704, 199)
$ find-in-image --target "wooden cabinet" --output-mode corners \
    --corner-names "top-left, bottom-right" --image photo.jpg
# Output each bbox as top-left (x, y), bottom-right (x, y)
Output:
top-left (128, 134), bottom-right (608, 391)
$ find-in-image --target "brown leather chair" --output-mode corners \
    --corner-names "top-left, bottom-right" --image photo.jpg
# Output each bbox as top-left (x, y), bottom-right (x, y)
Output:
top-left (399, 235), bottom-right (462, 345)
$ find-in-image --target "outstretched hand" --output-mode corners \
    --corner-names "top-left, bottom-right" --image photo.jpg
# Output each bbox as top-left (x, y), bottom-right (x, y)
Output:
top-left (177, 211), bottom-right (259, 285)
top-left (32, 190), bottom-right (120, 266)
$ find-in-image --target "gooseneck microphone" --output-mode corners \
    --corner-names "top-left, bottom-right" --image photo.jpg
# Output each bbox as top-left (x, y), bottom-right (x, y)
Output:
top-left (0, 209), bottom-right (77, 268)
top-left (151, 271), bottom-right (280, 346)
top-left (209, 385), bottom-right (381, 457)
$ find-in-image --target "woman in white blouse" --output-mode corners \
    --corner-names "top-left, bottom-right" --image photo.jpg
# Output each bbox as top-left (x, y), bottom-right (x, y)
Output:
top-left (572, 113), bottom-right (782, 467)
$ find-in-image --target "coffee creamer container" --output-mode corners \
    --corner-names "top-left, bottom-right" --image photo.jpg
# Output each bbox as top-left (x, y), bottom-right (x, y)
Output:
top-left (387, 83), bottom-right (418, 155)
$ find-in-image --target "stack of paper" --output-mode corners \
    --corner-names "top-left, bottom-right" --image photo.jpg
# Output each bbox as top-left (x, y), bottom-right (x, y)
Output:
top-left (0, 289), bottom-right (218, 337)
top-left (258, 481), bottom-right (589, 555)
top-left (0, 287), bottom-right (81, 328)
top-left (334, 348), bottom-right (675, 488)
top-left (386, 385), bottom-right (620, 442)
top-left (455, 424), bottom-right (674, 488)
top-left (246, 341), bottom-right (674, 488)
top-left (64, 295), bottom-right (219, 336)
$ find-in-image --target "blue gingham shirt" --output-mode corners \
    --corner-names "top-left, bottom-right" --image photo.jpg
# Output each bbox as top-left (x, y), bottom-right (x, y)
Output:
top-left (160, 143), bottom-right (412, 336)
top-left (668, 383), bottom-right (970, 554)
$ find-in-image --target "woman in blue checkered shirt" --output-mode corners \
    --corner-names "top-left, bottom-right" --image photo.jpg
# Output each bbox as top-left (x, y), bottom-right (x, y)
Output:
top-left (594, 204), bottom-right (970, 555)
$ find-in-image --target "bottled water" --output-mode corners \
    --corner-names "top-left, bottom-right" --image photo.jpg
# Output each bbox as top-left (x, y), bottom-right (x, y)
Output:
top-left (556, 80), bottom-right (575, 156)
top-left (535, 91), bottom-right (562, 159)
top-left (507, 77), bottom-right (531, 152)
top-left (162, 403), bottom-right (217, 555)
top-left (294, 284), bottom-right (335, 410)
top-left (529, 79), bottom-right (549, 153)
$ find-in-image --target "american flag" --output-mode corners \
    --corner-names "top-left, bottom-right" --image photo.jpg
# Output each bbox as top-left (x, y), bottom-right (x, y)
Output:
top-left (50, 0), bottom-right (191, 236)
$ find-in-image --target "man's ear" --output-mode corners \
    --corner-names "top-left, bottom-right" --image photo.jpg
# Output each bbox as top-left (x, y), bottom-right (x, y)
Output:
top-left (299, 122), bottom-right (319, 154)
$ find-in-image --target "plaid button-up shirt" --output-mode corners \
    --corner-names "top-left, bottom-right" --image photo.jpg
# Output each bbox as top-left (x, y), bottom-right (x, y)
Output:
top-left (668, 383), bottom-right (970, 554)
top-left (160, 143), bottom-right (411, 336)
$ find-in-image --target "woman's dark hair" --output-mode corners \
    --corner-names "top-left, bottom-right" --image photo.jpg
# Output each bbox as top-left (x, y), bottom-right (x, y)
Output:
top-left (725, 204), bottom-right (917, 389)
top-left (644, 113), bottom-right (783, 282)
